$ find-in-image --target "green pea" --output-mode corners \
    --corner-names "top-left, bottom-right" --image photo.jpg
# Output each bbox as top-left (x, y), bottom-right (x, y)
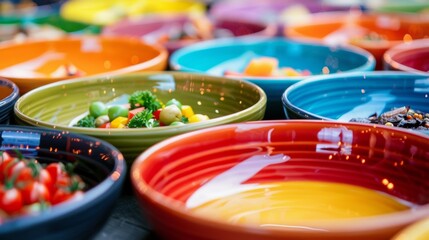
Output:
top-left (108, 105), bottom-right (129, 121)
top-left (89, 101), bottom-right (108, 118)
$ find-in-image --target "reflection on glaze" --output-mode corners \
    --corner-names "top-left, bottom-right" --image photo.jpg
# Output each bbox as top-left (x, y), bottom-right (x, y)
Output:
top-left (186, 154), bottom-right (290, 208)
top-left (337, 90), bottom-right (396, 121)
top-left (316, 126), bottom-right (352, 155)
top-left (0, 51), bottom-right (64, 78)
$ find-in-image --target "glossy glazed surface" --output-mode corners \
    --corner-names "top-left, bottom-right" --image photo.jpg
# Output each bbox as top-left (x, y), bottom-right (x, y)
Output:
top-left (170, 37), bottom-right (375, 119)
top-left (14, 72), bottom-right (267, 164)
top-left (0, 77), bottom-right (19, 124)
top-left (0, 36), bottom-right (168, 94)
top-left (282, 71), bottom-right (429, 135)
top-left (102, 14), bottom-right (276, 53)
top-left (285, 12), bottom-right (429, 69)
top-left (393, 217), bottom-right (429, 240)
top-left (384, 39), bottom-right (429, 74)
top-left (0, 125), bottom-right (126, 240)
top-left (131, 120), bottom-right (429, 240)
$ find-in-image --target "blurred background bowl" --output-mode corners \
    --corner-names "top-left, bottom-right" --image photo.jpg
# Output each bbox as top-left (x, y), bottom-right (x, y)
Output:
top-left (209, 0), bottom-right (350, 35)
top-left (285, 11), bottom-right (429, 69)
top-left (170, 37), bottom-right (375, 119)
top-left (0, 36), bottom-right (168, 94)
top-left (131, 120), bottom-right (429, 240)
top-left (367, 0), bottom-right (429, 13)
top-left (14, 71), bottom-right (267, 164)
top-left (282, 71), bottom-right (429, 135)
top-left (60, 0), bottom-right (205, 26)
top-left (384, 38), bottom-right (429, 75)
top-left (0, 125), bottom-right (126, 240)
top-left (0, 77), bottom-right (19, 124)
top-left (102, 14), bottom-right (276, 54)
top-left (392, 216), bottom-right (429, 240)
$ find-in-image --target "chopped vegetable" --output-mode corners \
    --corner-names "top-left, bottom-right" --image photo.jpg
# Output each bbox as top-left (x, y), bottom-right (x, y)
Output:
top-left (128, 90), bottom-right (161, 111)
top-left (128, 109), bottom-right (158, 128)
top-left (75, 115), bottom-right (96, 128)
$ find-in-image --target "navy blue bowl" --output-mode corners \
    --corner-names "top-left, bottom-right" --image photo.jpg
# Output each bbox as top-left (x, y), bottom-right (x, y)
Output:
top-left (170, 37), bottom-right (375, 120)
top-left (0, 125), bottom-right (126, 240)
top-left (0, 78), bottom-right (19, 124)
top-left (282, 71), bottom-right (429, 134)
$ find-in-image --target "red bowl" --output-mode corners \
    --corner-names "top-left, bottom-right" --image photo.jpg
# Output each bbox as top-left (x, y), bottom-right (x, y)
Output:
top-left (102, 14), bottom-right (276, 54)
top-left (131, 120), bottom-right (429, 240)
top-left (383, 38), bottom-right (429, 74)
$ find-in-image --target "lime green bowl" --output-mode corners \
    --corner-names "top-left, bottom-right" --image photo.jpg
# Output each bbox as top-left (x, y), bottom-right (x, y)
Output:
top-left (14, 72), bottom-right (267, 164)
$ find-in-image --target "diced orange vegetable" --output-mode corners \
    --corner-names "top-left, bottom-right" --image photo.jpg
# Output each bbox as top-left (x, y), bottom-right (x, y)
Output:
top-left (188, 114), bottom-right (209, 123)
top-left (280, 67), bottom-right (301, 77)
top-left (181, 105), bottom-right (195, 118)
top-left (244, 57), bottom-right (278, 77)
top-left (110, 117), bottom-right (129, 128)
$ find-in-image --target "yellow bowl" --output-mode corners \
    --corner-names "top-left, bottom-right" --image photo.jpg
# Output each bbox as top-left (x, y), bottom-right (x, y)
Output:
top-left (0, 36), bottom-right (168, 94)
top-left (60, 0), bottom-right (206, 26)
top-left (392, 217), bottom-right (429, 240)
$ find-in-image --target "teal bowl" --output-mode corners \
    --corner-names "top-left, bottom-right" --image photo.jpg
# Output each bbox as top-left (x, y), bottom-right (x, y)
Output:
top-left (282, 71), bottom-right (429, 135)
top-left (170, 37), bottom-right (375, 119)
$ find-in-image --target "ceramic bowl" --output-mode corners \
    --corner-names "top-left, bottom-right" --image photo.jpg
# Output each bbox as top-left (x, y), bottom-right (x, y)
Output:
top-left (392, 217), bottom-right (429, 240)
top-left (60, 0), bottom-right (205, 26)
top-left (282, 71), bottom-right (429, 135)
top-left (102, 14), bottom-right (276, 54)
top-left (14, 71), bottom-right (267, 164)
top-left (131, 120), bottom-right (429, 240)
top-left (384, 39), bottom-right (429, 75)
top-left (0, 36), bottom-right (168, 94)
top-left (170, 37), bottom-right (375, 119)
top-left (209, 0), bottom-right (349, 34)
top-left (0, 125), bottom-right (126, 240)
top-left (0, 77), bottom-right (19, 124)
top-left (368, 0), bottom-right (429, 13)
top-left (285, 12), bottom-right (429, 69)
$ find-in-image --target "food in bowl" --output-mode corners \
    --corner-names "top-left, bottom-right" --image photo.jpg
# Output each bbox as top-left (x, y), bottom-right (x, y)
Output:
top-left (131, 120), bottom-right (429, 240)
top-left (350, 106), bottom-right (429, 130)
top-left (0, 151), bottom-right (86, 223)
top-left (73, 90), bottom-right (209, 128)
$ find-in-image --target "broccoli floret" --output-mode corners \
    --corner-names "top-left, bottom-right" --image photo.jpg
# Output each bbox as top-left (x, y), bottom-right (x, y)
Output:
top-left (128, 109), bottom-right (159, 128)
top-left (75, 115), bottom-right (96, 128)
top-left (128, 90), bottom-right (162, 111)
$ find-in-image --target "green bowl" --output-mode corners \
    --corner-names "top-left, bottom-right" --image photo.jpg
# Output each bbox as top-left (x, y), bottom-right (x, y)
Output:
top-left (14, 72), bottom-right (267, 164)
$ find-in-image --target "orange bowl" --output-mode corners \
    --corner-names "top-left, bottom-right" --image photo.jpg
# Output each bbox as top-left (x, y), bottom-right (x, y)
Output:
top-left (285, 11), bottom-right (429, 69)
top-left (0, 36), bottom-right (168, 94)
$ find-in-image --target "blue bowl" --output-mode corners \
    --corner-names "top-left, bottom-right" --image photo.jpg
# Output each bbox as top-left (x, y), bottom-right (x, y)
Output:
top-left (0, 125), bottom-right (126, 240)
top-left (170, 37), bottom-right (375, 119)
top-left (282, 71), bottom-right (429, 135)
top-left (0, 78), bottom-right (19, 124)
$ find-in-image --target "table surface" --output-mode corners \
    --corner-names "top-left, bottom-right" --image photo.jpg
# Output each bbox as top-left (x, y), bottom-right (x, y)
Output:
top-left (92, 193), bottom-right (160, 240)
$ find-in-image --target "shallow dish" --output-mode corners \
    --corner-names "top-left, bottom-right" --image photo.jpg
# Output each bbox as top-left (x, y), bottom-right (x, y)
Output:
top-left (384, 39), bottom-right (429, 75)
top-left (0, 36), bottom-right (168, 94)
top-left (131, 120), bottom-right (429, 240)
top-left (14, 71), bottom-right (267, 164)
top-left (282, 71), bottom-right (429, 135)
top-left (285, 12), bottom-right (429, 69)
top-left (0, 77), bottom-right (19, 124)
top-left (170, 37), bottom-right (375, 119)
top-left (102, 14), bottom-right (276, 53)
top-left (0, 125), bottom-right (126, 240)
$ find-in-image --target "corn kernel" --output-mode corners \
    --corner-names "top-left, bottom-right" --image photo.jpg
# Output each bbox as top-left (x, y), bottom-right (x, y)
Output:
top-left (188, 114), bottom-right (210, 123)
top-left (111, 116), bottom-right (128, 128)
top-left (181, 105), bottom-right (195, 118)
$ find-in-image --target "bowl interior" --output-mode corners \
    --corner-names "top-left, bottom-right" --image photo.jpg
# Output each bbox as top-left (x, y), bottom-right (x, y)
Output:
top-left (132, 120), bottom-right (429, 239)
top-left (384, 40), bottom-right (429, 73)
top-left (282, 72), bottom-right (429, 123)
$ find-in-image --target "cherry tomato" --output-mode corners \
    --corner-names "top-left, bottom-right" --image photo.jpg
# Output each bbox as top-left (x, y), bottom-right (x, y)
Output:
top-left (153, 109), bottom-right (162, 120)
top-left (52, 188), bottom-right (83, 205)
top-left (0, 187), bottom-right (23, 214)
top-left (20, 182), bottom-right (51, 205)
top-left (38, 169), bottom-right (54, 195)
top-left (46, 163), bottom-right (62, 184)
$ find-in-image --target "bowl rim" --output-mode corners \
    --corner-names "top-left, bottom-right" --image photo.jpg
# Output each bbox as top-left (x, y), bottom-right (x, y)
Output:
top-left (13, 71), bottom-right (268, 136)
top-left (383, 38), bottom-right (429, 75)
top-left (0, 35), bottom-right (169, 81)
top-left (0, 77), bottom-right (20, 108)
top-left (0, 125), bottom-right (127, 231)
top-left (282, 71), bottom-right (429, 123)
top-left (169, 36), bottom-right (376, 81)
top-left (131, 119), bottom-right (429, 235)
